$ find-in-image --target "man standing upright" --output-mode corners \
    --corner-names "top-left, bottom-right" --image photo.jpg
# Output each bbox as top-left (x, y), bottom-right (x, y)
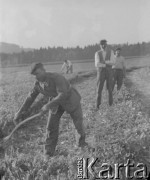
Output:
top-left (95, 39), bottom-right (114, 109)
top-left (112, 47), bottom-right (126, 92)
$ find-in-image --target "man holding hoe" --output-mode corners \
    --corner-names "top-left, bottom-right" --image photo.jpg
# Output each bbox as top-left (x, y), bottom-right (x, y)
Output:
top-left (13, 63), bottom-right (87, 159)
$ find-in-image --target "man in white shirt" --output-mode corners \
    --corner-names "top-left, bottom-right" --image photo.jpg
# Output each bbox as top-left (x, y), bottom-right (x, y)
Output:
top-left (61, 60), bottom-right (73, 74)
top-left (112, 47), bottom-right (126, 91)
top-left (95, 39), bottom-right (114, 109)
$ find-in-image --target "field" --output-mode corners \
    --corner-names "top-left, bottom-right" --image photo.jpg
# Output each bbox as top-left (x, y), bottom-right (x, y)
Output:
top-left (0, 57), bottom-right (150, 179)
top-left (1, 55), bottom-right (150, 74)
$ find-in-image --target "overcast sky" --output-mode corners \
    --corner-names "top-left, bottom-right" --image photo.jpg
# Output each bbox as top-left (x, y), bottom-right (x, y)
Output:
top-left (0, 0), bottom-right (150, 48)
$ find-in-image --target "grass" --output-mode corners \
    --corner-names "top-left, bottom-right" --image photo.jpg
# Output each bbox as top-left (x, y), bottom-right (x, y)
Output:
top-left (0, 66), bottom-right (150, 179)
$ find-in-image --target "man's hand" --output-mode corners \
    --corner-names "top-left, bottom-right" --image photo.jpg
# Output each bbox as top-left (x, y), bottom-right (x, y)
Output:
top-left (105, 60), bottom-right (109, 64)
top-left (13, 111), bottom-right (25, 125)
top-left (105, 61), bottom-right (113, 66)
top-left (98, 64), bottom-right (106, 68)
top-left (40, 104), bottom-right (50, 115)
top-left (14, 112), bottom-right (20, 121)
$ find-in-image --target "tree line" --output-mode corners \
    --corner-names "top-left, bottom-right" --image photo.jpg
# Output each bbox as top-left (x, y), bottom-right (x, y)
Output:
top-left (0, 42), bottom-right (150, 65)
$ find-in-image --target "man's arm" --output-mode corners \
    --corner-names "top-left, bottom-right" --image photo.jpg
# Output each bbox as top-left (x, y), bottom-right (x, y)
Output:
top-left (68, 60), bottom-right (72, 67)
top-left (95, 52), bottom-right (106, 68)
top-left (14, 82), bottom-right (40, 121)
top-left (61, 63), bottom-right (66, 71)
top-left (42, 76), bottom-right (69, 110)
top-left (105, 50), bottom-right (115, 65)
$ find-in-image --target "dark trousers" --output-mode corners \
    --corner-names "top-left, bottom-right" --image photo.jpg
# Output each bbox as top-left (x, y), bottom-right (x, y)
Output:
top-left (112, 69), bottom-right (124, 91)
top-left (66, 65), bottom-right (73, 74)
top-left (44, 104), bottom-right (85, 156)
top-left (96, 67), bottom-right (113, 107)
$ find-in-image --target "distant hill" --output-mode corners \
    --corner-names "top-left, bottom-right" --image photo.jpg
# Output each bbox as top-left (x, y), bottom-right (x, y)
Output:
top-left (0, 42), bottom-right (33, 54)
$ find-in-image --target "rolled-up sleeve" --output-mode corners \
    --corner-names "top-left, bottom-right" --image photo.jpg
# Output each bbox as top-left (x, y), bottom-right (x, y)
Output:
top-left (95, 52), bottom-right (106, 68)
top-left (18, 82), bottom-right (40, 112)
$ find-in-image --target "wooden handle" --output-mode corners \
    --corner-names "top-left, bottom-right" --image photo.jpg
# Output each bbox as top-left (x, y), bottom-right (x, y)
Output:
top-left (0, 113), bottom-right (41, 147)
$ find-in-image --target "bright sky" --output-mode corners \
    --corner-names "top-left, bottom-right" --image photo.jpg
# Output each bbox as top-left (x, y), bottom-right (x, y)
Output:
top-left (0, 0), bottom-right (150, 48)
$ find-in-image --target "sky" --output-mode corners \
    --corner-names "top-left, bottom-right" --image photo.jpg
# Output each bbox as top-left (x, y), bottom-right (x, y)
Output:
top-left (0, 0), bottom-right (150, 48)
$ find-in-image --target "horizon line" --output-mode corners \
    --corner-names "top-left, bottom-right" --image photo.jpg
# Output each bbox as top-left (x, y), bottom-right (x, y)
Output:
top-left (0, 40), bottom-right (150, 50)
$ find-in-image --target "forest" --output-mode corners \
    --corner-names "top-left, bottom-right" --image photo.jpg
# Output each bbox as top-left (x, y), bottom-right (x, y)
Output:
top-left (0, 41), bottom-right (150, 65)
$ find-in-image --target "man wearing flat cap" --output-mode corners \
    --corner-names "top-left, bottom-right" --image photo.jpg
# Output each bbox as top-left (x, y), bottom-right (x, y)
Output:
top-left (14, 62), bottom-right (87, 158)
top-left (95, 39), bottom-right (115, 108)
top-left (112, 47), bottom-right (126, 92)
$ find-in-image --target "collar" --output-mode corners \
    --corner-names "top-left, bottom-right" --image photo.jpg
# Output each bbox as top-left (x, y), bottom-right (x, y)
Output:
top-left (115, 55), bottom-right (121, 58)
top-left (38, 73), bottom-right (48, 84)
top-left (101, 47), bottom-right (107, 52)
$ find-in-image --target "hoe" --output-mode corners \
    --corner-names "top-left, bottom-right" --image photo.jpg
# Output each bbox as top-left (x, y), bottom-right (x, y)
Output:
top-left (0, 112), bottom-right (42, 150)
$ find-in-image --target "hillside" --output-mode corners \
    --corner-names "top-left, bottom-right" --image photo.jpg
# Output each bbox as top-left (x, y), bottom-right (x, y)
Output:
top-left (0, 41), bottom-right (150, 65)
top-left (0, 42), bottom-right (33, 54)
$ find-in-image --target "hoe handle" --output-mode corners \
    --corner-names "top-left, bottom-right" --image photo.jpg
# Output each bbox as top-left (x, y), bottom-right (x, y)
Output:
top-left (0, 113), bottom-right (41, 147)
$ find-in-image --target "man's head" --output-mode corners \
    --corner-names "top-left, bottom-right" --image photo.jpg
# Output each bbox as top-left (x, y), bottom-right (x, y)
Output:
top-left (30, 63), bottom-right (46, 82)
top-left (100, 39), bottom-right (107, 50)
top-left (115, 47), bottom-right (121, 57)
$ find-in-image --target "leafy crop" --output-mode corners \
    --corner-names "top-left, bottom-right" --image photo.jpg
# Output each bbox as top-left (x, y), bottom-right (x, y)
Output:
top-left (0, 69), bottom-right (150, 179)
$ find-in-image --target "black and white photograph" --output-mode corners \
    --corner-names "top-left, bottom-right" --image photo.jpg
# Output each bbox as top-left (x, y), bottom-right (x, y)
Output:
top-left (0, 0), bottom-right (150, 179)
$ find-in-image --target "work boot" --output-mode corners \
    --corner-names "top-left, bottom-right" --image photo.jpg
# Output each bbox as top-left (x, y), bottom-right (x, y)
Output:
top-left (96, 102), bottom-right (100, 109)
top-left (43, 146), bottom-right (55, 161)
top-left (78, 136), bottom-right (88, 148)
top-left (44, 154), bottom-right (51, 161)
top-left (44, 153), bottom-right (54, 161)
top-left (95, 105), bottom-right (100, 112)
top-left (95, 101), bottom-right (101, 111)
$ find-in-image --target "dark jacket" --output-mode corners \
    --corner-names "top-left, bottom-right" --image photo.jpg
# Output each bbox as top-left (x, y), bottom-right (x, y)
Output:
top-left (19, 72), bottom-right (81, 113)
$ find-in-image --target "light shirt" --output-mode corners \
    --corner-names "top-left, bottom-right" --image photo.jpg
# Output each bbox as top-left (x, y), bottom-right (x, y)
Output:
top-left (95, 49), bottom-right (115, 68)
top-left (39, 81), bottom-right (48, 90)
top-left (112, 56), bottom-right (125, 69)
top-left (61, 60), bottom-right (72, 71)
top-left (66, 60), bottom-right (72, 67)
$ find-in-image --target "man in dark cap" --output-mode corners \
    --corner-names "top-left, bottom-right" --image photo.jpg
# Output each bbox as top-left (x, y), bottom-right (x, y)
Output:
top-left (95, 39), bottom-right (115, 109)
top-left (112, 47), bottom-right (126, 92)
top-left (14, 63), bottom-right (87, 158)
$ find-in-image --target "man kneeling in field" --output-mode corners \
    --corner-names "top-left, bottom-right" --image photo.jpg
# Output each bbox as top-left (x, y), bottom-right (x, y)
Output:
top-left (14, 63), bottom-right (87, 159)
